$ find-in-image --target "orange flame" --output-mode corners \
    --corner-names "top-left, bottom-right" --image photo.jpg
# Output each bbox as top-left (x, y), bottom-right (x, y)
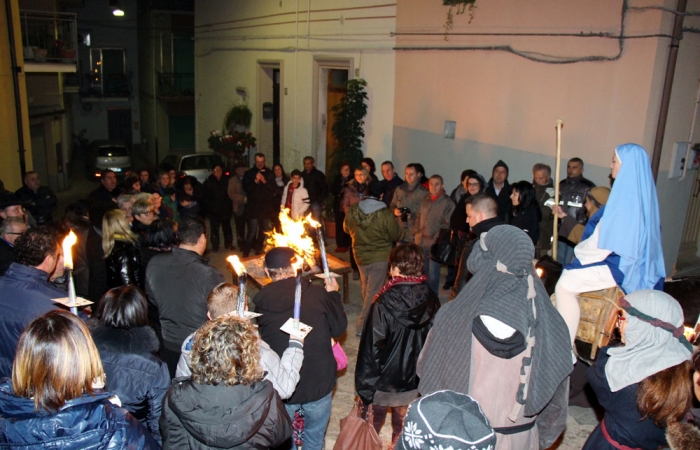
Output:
top-left (226, 255), bottom-right (246, 275)
top-left (266, 208), bottom-right (316, 267)
top-left (62, 230), bottom-right (77, 270)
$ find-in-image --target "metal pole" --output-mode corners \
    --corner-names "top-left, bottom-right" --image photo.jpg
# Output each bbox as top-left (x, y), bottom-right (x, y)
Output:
top-left (5, 0), bottom-right (27, 176)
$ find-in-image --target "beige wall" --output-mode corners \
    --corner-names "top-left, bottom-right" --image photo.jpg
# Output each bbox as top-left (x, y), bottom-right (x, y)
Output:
top-left (0, 0), bottom-right (32, 191)
top-left (394, 0), bottom-right (700, 272)
top-left (195, 0), bottom-right (396, 173)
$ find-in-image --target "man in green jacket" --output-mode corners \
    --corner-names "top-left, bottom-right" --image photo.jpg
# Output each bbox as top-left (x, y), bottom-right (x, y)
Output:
top-left (344, 183), bottom-right (402, 336)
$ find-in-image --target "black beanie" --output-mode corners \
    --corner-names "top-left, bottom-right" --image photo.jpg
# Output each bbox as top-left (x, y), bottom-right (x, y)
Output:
top-left (264, 247), bottom-right (297, 269)
top-left (492, 159), bottom-right (509, 176)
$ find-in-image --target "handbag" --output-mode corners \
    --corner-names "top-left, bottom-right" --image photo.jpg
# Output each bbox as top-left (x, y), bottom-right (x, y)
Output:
top-left (430, 229), bottom-right (459, 264)
top-left (331, 338), bottom-right (348, 371)
top-left (333, 402), bottom-right (382, 450)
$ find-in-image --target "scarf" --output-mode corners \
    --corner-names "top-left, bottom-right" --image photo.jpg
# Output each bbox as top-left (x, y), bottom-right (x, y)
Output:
top-left (430, 189), bottom-right (445, 202)
top-left (373, 274), bottom-right (427, 303)
top-left (605, 290), bottom-right (692, 392)
top-left (418, 225), bottom-right (571, 417)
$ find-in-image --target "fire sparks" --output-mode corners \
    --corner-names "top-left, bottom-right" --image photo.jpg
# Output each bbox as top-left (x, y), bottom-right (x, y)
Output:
top-left (266, 208), bottom-right (317, 267)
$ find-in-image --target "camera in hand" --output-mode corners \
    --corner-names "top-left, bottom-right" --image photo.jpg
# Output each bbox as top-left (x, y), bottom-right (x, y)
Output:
top-left (398, 207), bottom-right (411, 222)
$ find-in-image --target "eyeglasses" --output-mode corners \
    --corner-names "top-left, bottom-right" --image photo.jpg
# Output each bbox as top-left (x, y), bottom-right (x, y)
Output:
top-left (6, 232), bottom-right (23, 235)
top-left (140, 210), bottom-right (155, 216)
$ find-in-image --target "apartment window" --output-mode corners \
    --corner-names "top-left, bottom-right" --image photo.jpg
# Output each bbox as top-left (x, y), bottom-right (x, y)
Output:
top-left (87, 48), bottom-right (130, 97)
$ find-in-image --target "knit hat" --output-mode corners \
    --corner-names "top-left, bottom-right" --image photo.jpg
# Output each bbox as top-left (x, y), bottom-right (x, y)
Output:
top-left (492, 160), bottom-right (509, 176)
top-left (400, 390), bottom-right (496, 450)
top-left (264, 247), bottom-right (297, 269)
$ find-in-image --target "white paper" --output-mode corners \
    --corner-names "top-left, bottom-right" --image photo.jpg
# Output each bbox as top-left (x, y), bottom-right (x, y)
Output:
top-left (280, 317), bottom-right (312, 339)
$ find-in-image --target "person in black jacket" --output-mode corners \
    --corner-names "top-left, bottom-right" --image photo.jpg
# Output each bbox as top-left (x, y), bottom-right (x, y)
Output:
top-left (86, 200), bottom-right (119, 307)
top-left (507, 180), bottom-right (541, 246)
top-left (330, 162), bottom-right (352, 252)
top-left (450, 193), bottom-right (504, 300)
top-left (243, 153), bottom-right (277, 256)
top-left (301, 156), bottom-right (328, 223)
top-left (203, 164), bottom-right (233, 252)
top-left (15, 171), bottom-right (57, 226)
top-left (90, 286), bottom-right (170, 444)
top-left (355, 243), bottom-right (440, 446)
top-left (102, 209), bottom-right (142, 289)
top-left (0, 310), bottom-right (159, 449)
top-left (0, 217), bottom-right (27, 276)
top-left (161, 314), bottom-right (292, 449)
top-left (484, 159), bottom-right (512, 221)
top-left (254, 247), bottom-right (347, 450)
top-left (378, 161), bottom-right (403, 208)
top-left (145, 216), bottom-right (225, 376)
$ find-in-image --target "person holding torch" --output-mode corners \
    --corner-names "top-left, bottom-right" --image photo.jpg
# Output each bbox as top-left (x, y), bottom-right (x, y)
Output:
top-left (254, 247), bottom-right (347, 450)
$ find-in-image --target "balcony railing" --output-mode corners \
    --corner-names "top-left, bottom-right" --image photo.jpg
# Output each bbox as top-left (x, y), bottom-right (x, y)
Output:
top-left (20, 10), bottom-right (78, 64)
top-left (81, 72), bottom-right (132, 99)
top-left (157, 72), bottom-right (194, 99)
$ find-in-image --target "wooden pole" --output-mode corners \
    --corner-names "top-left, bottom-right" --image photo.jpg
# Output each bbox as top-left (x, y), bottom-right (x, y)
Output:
top-left (552, 119), bottom-right (563, 261)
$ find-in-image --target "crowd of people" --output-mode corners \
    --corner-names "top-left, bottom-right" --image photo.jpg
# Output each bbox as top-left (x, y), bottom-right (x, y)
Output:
top-left (0, 142), bottom-right (698, 450)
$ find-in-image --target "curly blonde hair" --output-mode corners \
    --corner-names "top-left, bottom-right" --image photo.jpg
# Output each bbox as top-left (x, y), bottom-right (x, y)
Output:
top-left (190, 315), bottom-right (263, 386)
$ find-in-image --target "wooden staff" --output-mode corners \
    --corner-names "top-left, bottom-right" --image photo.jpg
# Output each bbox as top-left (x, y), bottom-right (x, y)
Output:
top-left (553, 119), bottom-right (563, 260)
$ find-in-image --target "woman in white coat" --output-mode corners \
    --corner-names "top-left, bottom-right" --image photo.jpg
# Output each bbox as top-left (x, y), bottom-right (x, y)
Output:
top-left (281, 169), bottom-right (310, 220)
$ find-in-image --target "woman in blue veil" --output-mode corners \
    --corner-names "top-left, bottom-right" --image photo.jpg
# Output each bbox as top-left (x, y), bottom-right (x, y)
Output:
top-left (554, 143), bottom-right (665, 349)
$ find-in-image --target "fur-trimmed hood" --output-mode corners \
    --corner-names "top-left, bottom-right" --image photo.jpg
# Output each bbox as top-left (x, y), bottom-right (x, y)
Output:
top-left (666, 421), bottom-right (700, 450)
top-left (89, 322), bottom-right (160, 355)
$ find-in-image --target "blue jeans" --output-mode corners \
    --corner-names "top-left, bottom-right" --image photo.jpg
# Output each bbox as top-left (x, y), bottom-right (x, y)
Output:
top-left (423, 249), bottom-right (441, 294)
top-left (557, 240), bottom-right (575, 265)
top-left (284, 391), bottom-right (333, 450)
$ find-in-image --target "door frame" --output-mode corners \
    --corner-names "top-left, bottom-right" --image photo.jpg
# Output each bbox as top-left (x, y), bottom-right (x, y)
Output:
top-left (257, 61), bottom-right (283, 167)
top-left (312, 57), bottom-right (354, 175)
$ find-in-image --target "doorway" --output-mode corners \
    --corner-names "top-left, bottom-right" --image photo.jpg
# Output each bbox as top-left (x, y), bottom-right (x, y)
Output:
top-left (107, 108), bottom-right (133, 148)
top-left (257, 62), bottom-right (282, 166)
top-left (313, 59), bottom-right (352, 176)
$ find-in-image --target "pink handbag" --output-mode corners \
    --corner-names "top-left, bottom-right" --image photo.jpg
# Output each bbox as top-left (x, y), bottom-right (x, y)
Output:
top-left (332, 339), bottom-right (348, 371)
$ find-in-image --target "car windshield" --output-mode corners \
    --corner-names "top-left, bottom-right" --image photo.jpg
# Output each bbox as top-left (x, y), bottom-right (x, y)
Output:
top-left (98, 146), bottom-right (128, 157)
top-left (181, 155), bottom-right (222, 171)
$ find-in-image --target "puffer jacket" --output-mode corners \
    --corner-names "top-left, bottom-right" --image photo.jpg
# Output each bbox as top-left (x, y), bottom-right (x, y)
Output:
top-left (0, 380), bottom-right (160, 449)
top-left (161, 378), bottom-right (291, 449)
top-left (558, 176), bottom-right (596, 225)
top-left (355, 281), bottom-right (441, 405)
top-left (0, 263), bottom-right (62, 378)
top-left (414, 192), bottom-right (455, 249)
top-left (105, 239), bottom-right (142, 289)
top-left (90, 323), bottom-right (170, 443)
top-left (344, 198), bottom-right (402, 266)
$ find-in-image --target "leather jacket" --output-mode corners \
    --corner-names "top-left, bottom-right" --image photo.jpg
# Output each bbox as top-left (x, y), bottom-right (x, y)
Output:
top-left (106, 239), bottom-right (142, 290)
top-left (355, 281), bottom-right (440, 405)
top-left (558, 176), bottom-right (596, 224)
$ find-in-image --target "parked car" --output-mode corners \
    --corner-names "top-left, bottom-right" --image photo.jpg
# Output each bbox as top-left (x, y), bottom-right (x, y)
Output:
top-left (160, 152), bottom-right (225, 184)
top-left (90, 140), bottom-right (131, 178)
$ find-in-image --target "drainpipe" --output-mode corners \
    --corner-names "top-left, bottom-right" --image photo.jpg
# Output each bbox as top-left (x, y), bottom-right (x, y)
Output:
top-left (651, 0), bottom-right (687, 181)
top-left (5, 1), bottom-right (27, 176)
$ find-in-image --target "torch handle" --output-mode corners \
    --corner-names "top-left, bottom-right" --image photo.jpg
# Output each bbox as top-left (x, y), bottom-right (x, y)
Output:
top-left (66, 267), bottom-right (77, 315)
top-left (552, 119), bottom-right (563, 261)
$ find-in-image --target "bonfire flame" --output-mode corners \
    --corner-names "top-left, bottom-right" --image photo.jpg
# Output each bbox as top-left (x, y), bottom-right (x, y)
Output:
top-left (266, 208), bottom-right (317, 268)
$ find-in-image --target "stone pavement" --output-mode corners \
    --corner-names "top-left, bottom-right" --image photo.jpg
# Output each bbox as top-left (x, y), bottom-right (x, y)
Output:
top-left (205, 240), bottom-right (598, 450)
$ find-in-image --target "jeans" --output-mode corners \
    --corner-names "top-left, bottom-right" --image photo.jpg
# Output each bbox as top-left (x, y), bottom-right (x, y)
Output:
top-left (284, 391), bottom-right (333, 450)
top-left (557, 240), bottom-right (575, 265)
top-left (357, 261), bottom-right (389, 335)
top-left (244, 218), bottom-right (272, 255)
top-left (423, 249), bottom-right (441, 294)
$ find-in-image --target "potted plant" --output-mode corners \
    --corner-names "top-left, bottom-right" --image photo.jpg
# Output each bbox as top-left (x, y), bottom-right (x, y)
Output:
top-left (324, 78), bottom-right (368, 237)
top-left (223, 104), bottom-right (253, 133)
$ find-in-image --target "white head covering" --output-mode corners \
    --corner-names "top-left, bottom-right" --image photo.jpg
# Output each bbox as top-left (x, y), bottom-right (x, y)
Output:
top-left (605, 290), bottom-right (692, 392)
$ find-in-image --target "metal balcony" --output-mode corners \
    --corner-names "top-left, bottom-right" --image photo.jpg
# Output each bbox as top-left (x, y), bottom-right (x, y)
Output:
top-left (157, 72), bottom-right (194, 100)
top-left (20, 10), bottom-right (78, 71)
